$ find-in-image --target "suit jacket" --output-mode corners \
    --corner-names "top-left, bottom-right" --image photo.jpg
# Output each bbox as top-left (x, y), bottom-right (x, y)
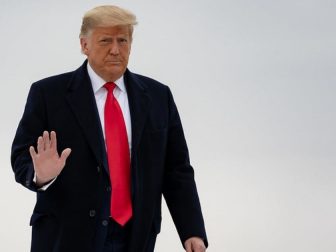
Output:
top-left (11, 61), bottom-right (207, 252)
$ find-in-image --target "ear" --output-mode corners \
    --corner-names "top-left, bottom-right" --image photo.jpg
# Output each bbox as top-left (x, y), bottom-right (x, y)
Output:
top-left (80, 37), bottom-right (89, 55)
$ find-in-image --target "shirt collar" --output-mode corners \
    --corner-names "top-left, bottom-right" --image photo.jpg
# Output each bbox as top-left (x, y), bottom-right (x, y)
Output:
top-left (87, 62), bottom-right (126, 93)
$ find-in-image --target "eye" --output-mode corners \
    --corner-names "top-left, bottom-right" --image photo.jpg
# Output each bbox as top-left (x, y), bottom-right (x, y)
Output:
top-left (118, 38), bottom-right (128, 44)
top-left (99, 38), bottom-right (112, 43)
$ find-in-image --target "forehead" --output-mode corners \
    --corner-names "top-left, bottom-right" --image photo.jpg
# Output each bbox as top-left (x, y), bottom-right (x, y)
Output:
top-left (91, 26), bottom-right (130, 37)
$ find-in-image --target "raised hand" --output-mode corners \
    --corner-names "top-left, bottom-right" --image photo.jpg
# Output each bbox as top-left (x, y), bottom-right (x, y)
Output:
top-left (29, 131), bottom-right (71, 186)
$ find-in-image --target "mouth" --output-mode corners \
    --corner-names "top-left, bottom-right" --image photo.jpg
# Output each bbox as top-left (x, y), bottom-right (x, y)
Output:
top-left (106, 60), bottom-right (121, 64)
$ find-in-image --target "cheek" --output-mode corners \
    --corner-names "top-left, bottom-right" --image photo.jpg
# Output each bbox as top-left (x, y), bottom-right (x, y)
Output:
top-left (93, 49), bottom-right (108, 61)
top-left (122, 48), bottom-right (131, 59)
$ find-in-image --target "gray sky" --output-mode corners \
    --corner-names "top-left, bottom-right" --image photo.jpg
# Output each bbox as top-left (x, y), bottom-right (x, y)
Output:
top-left (1, 0), bottom-right (335, 251)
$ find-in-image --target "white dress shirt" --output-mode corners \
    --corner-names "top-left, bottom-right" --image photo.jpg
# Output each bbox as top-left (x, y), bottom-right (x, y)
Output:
top-left (35, 63), bottom-right (132, 190)
top-left (87, 63), bottom-right (132, 153)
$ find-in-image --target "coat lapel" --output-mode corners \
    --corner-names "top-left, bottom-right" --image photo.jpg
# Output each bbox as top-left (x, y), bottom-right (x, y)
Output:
top-left (65, 61), bottom-right (106, 170)
top-left (124, 70), bottom-right (151, 157)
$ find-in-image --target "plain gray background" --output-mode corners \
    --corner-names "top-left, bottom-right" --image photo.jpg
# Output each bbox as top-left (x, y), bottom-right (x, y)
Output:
top-left (1, 0), bottom-right (335, 251)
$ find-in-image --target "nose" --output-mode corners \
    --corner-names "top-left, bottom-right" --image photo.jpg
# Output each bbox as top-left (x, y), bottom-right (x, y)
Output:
top-left (109, 42), bottom-right (119, 55)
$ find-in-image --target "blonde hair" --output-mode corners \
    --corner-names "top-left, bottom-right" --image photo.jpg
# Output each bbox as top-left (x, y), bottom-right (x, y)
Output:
top-left (79, 5), bottom-right (137, 38)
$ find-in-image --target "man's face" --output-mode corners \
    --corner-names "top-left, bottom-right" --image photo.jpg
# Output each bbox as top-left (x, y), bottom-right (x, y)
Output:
top-left (80, 26), bottom-right (132, 82)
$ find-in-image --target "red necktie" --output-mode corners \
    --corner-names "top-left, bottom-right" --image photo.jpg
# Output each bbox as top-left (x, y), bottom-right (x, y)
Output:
top-left (104, 82), bottom-right (132, 226)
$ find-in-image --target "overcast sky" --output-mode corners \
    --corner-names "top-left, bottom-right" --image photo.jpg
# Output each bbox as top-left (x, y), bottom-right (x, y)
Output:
top-left (0, 0), bottom-right (335, 251)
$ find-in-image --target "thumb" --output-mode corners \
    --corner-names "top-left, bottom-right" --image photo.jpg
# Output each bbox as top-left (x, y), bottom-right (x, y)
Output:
top-left (29, 146), bottom-right (37, 159)
top-left (60, 148), bottom-right (72, 164)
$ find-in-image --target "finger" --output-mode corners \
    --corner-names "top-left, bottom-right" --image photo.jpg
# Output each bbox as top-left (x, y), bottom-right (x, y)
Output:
top-left (50, 131), bottom-right (57, 150)
top-left (37, 136), bottom-right (44, 153)
top-left (29, 146), bottom-right (37, 160)
top-left (194, 246), bottom-right (205, 252)
top-left (185, 241), bottom-right (192, 252)
top-left (60, 148), bottom-right (72, 164)
top-left (193, 242), bottom-right (206, 252)
top-left (191, 242), bottom-right (195, 252)
top-left (43, 131), bottom-right (50, 149)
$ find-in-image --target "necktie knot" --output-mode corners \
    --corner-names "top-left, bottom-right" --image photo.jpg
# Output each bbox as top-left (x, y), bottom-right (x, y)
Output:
top-left (104, 82), bottom-right (116, 93)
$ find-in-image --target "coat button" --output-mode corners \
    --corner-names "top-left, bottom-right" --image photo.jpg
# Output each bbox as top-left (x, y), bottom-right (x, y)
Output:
top-left (97, 166), bottom-right (101, 172)
top-left (89, 210), bottom-right (96, 217)
top-left (106, 186), bottom-right (111, 192)
top-left (102, 220), bottom-right (108, 226)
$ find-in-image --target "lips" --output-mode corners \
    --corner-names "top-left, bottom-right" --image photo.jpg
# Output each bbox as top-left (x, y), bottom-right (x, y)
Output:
top-left (106, 61), bottom-right (121, 64)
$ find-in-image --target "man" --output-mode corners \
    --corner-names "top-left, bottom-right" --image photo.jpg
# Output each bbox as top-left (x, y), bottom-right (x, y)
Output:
top-left (11, 5), bottom-right (207, 252)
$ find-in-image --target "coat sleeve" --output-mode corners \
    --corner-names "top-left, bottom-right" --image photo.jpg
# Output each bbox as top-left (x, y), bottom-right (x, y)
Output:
top-left (162, 87), bottom-right (208, 248)
top-left (11, 83), bottom-right (47, 192)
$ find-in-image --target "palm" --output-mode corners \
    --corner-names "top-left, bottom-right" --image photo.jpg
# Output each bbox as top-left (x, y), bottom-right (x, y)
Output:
top-left (30, 131), bottom-right (71, 186)
top-left (34, 146), bottom-right (64, 175)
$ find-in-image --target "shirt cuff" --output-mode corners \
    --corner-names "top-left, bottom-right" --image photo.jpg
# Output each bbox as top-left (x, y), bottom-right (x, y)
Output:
top-left (33, 172), bottom-right (57, 191)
